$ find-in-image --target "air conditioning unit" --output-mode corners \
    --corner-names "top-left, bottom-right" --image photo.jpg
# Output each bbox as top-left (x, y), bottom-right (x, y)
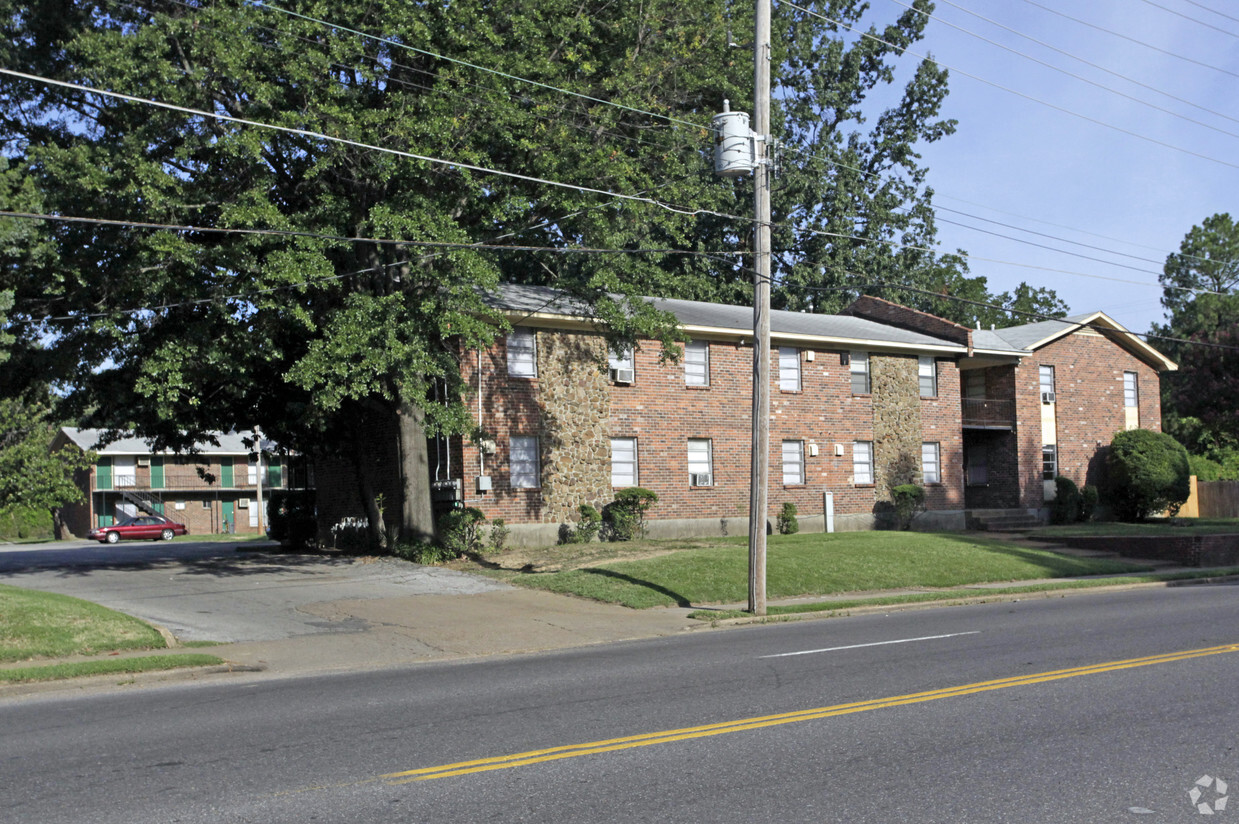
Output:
top-left (690, 473), bottom-right (713, 487)
top-left (238, 498), bottom-right (249, 509)
top-left (137, 458), bottom-right (151, 467)
top-left (1041, 391), bottom-right (1056, 404)
top-left (610, 367), bottom-right (635, 384)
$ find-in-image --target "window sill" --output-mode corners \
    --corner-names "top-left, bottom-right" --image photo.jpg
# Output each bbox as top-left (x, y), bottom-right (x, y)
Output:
top-left (685, 384), bottom-right (711, 390)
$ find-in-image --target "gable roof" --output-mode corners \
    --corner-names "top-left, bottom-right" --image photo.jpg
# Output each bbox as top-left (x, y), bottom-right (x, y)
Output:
top-left (974, 312), bottom-right (1176, 371)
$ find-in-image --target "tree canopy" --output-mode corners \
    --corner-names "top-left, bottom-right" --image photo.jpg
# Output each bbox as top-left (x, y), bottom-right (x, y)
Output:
top-left (0, 0), bottom-right (1063, 543)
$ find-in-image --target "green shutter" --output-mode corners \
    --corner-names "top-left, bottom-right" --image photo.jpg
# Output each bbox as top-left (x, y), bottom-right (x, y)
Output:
top-left (267, 464), bottom-right (283, 488)
top-left (96, 458), bottom-right (112, 490)
top-left (151, 456), bottom-right (165, 489)
top-left (221, 461), bottom-right (234, 488)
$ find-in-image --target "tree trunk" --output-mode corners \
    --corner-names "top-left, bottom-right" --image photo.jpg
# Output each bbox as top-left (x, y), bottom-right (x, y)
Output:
top-left (397, 399), bottom-right (436, 544)
top-left (51, 508), bottom-right (70, 540)
top-left (348, 424), bottom-right (388, 553)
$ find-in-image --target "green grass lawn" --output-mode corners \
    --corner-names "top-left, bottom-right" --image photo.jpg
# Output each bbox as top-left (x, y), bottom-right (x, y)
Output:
top-left (502, 531), bottom-right (1148, 609)
top-left (0, 584), bottom-right (224, 681)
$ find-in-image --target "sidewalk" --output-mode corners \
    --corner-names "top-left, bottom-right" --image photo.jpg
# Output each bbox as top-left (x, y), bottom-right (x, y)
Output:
top-left (4, 539), bottom-right (1237, 699)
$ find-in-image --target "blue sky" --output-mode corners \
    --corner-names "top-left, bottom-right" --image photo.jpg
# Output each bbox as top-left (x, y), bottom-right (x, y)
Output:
top-left (896, 0), bottom-right (1239, 335)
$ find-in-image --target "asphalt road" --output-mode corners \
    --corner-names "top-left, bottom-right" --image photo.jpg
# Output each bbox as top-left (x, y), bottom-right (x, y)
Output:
top-left (3, 582), bottom-right (1238, 823)
top-left (0, 540), bottom-right (510, 641)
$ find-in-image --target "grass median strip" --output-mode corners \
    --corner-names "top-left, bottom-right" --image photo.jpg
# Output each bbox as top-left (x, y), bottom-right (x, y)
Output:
top-left (492, 532), bottom-right (1148, 610)
top-left (0, 583), bottom-right (225, 683)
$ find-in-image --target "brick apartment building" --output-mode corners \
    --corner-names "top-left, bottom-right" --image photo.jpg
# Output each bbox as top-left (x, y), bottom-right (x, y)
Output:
top-left (55, 429), bottom-right (311, 538)
top-left (314, 284), bottom-right (1176, 546)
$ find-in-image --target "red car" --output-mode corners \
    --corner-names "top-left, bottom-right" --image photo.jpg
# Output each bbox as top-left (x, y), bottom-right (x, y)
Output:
top-left (89, 515), bottom-right (188, 544)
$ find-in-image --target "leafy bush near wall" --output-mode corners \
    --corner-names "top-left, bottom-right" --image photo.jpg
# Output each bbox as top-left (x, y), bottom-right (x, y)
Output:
top-left (437, 506), bottom-right (486, 558)
top-left (488, 518), bottom-right (510, 554)
top-left (1106, 429), bottom-right (1192, 521)
top-left (572, 504), bottom-right (602, 544)
top-left (891, 485), bottom-right (925, 530)
top-left (1080, 485), bottom-right (1099, 522)
top-left (1051, 476), bottom-right (1082, 524)
top-left (1190, 454), bottom-right (1223, 482)
top-left (602, 488), bottom-right (658, 542)
top-left (777, 502), bottom-right (800, 534)
top-left (0, 505), bottom-right (52, 541)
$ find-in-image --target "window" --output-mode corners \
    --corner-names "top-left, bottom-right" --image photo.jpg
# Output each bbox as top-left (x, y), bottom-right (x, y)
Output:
top-left (507, 327), bottom-right (537, 377)
top-left (687, 439), bottom-right (713, 486)
top-left (113, 456), bottom-right (136, 488)
top-left (922, 442), bottom-right (941, 484)
top-left (610, 438), bottom-right (638, 487)
top-left (608, 346), bottom-right (635, 384)
top-left (966, 447), bottom-right (988, 486)
top-left (685, 340), bottom-right (710, 386)
top-left (510, 436), bottom-right (540, 488)
top-left (782, 440), bottom-right (805, 485)
top-left (850, 351), bottom-right (870, 394)
top-left (964, 370), bottom-right (986, 399)
top-left (853, 441), bottom-right (874, 485)
top-left (778, 347), bottom-right (801, 391)
top-left (1042, 444), bottom-right (1057, 481)
top-left (1124, 372), bottom-right (1138, 407)
top-left (1039, 365), bottom-right (1055, 394)
top-left (919, 357), bottom-right (937, 397)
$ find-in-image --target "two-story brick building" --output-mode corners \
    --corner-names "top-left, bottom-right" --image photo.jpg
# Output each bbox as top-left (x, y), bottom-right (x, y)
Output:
top-left (313, 284), bottom-right (1175, 546)
top-left (55, 429), bottom-right (311, 537)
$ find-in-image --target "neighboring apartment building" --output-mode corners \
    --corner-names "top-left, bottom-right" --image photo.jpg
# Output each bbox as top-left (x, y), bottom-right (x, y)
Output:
top-left (313, 284), bottom-right (1175, 546)
top-left (55, 429), bottom-right (310, 538)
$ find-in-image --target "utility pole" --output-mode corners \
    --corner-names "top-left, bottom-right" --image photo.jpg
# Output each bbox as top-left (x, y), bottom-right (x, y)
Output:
top-left (748, 0), bottom-right (772, 616)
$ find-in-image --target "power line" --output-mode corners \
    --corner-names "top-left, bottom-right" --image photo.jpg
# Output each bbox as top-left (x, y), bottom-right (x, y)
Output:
top-left (906, 0), bottom-right (1239, 133)
top-left (778, 0), bottom-right (1239, 170)
top-left (1018, 0), bottom-right (1239, 80)
top-left (1136, 0), bottom-right (1239, 38)
top-left (1180, 0), bottom-right (1239, 26)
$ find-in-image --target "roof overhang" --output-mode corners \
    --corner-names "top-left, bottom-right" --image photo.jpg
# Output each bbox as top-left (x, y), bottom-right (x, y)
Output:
top-left (1028, 312), bottom-right (1177, 372)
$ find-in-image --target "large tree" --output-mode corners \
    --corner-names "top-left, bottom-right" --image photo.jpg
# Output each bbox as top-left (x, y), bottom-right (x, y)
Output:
top-left (0, 0), bottom-right (1043, 545)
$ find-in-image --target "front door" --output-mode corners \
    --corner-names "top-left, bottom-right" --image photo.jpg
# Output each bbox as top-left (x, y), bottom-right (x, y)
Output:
top-left (222, 501), bottom-right (235, 534)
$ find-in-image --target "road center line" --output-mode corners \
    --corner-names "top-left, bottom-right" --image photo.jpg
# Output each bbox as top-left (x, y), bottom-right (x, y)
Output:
top-left (758, 630), bottom-right (982, 658)
top-left (382, 642), bottom-right (1239, 784)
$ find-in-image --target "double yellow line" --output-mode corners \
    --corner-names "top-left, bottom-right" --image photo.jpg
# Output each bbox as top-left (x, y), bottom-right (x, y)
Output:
top-left (383, 642), bottom-right (1239, 784)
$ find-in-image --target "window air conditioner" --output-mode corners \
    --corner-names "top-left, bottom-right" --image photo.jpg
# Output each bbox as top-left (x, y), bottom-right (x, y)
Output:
top-left (137, 458), bottom-right (151, 467)
top-left (690, 473), bottom-right (713, 487)
top-left (1041, 391), bottom-right (1056, 404)
top-left (238, 498), bottom-right (249, 509)
top-left (610, 367), bottom-right (635, 384)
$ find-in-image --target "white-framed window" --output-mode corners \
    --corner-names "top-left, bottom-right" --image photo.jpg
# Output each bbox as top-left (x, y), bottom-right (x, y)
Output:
top-left (1042, 444), bottom-right (1058, 481)
top-left (685, 340), bottom-right (710, 387)
top-left (919, 356), bottom-right (937, 397)
top-left (687, 439), bottom-right (713, 486)
top-left (853, 441), bottom-right (874, 485)
top-left (778, 346), bottom-right (801, 391)
top-left (608, 346), bottom-right (635, 384)
top-left (850, 351), bottom-right (870, 394)
top-left (610, 438), bottom-right (638, 487)
top-left (964, 370), bottom-right (986, 399)
top-left (507, 327), bottom-right (537, 378)
top-left (782, 440), bottom-right (805, 485)
top-left (1039, 365), bottom-right (1055, 394)
top-left (510, 436), bottom-right (540, 488)
top-left (1124, 371), bottom-right (1138, 407)
top-left (922, 442), bottom-right (941, 484)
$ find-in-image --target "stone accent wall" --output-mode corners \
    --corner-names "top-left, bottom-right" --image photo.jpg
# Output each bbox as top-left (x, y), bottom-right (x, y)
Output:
top-left (535, 332), bottom-right (613, 523)
top-left (871, 354), bottom-right (922, 501)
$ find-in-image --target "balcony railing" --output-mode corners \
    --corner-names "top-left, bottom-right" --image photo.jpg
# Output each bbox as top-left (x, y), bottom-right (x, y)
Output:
top-left (961, 397), bottom-right (1015, 429)
top-left (95, 471), bottom-right (279, 492)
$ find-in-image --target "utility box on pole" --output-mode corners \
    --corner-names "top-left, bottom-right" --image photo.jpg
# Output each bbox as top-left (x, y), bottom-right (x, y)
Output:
top-left (713, 100), bottom-right (757, 178)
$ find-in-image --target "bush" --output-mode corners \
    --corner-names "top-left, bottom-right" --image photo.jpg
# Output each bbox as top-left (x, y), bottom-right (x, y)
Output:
top-left (0, 505), bottom-right (52, 541)
top-left (437, 507), bottom-right (486, 558)
top-left (891, 484), bottom-right (925, 530)
top-left (1079, 485), bottom-right (1099, 522)
top-left (602, 487), bottom-right (658, 542)
top-left (777, 502), bottom-right (800, 534)
top-left (573, 504), bottom-right (602, 543)
top-left (1189, 454), bottom-right (1222, 482)
top-left (267, 489), bottom-right (317, 549)
top-left (1106, 429), bottom-right (1192, 521)
top-left (393, 539), bottom-right (456, 565)
top-left (488, 518), bottom-right (510, 555)
top-left (1051, 476), bottom-right (1081, 524)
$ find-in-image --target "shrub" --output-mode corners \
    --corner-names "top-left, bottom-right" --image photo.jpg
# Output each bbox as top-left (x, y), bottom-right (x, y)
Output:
top-left (602, 487), bottom-right (658, 541)
top-left (1106, 429), bottom-right (1191, 521)
top-left (0, 505), bottom-right (52, 541)
top-left (267, 489), bottom-right (317, 550)
top-left (1051, 476), bottom-right (1081, 524)
top-left (573, 504), bottom-right (602, 543)
top-left (891, 484), bottom-right (925, 530)
top-left (777, 502), bottom-right (800, 534)
top-left (394, 539), bottom-right (456, 565)
top-left (1079, 485), bottom-right (1099, 522)
top-left (488, 518), bottom-right (510, 555)
top-left (437, 507), bottom-right (486, 558)
top-left (1189, 454), bottom-right (1222, 482)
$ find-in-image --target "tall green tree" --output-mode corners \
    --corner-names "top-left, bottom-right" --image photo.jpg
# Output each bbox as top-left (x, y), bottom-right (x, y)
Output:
top-left (0, 0), bottom-right (1048, 545)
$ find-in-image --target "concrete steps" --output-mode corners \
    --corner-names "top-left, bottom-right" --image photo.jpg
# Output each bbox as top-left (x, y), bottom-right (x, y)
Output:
top-left (967, 509), bottom-right (1042, 532)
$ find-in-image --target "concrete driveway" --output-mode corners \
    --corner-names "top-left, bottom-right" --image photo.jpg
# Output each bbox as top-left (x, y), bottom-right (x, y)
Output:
top-left (0, 539), bottom-right (511, 643)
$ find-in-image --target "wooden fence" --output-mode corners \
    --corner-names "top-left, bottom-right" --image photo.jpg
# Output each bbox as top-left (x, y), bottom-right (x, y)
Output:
top-left (1181, 477), bottom-right (1239, 518)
